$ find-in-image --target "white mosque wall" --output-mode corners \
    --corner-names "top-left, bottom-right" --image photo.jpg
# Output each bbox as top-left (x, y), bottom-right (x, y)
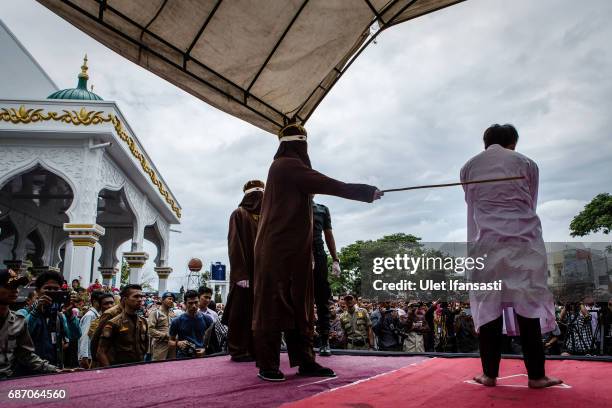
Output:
top-left (0, 19), bottom-right (58, 99)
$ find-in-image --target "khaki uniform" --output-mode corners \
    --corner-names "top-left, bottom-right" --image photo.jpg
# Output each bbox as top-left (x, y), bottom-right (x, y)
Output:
top-left (147, 308), bottom-right (174, 360)
top-left (339, 307), bottom-right (372, 350)
top-left (0, 310), bottom-right (57, 378)
top-left (98, 311), bottom-right (148, 365)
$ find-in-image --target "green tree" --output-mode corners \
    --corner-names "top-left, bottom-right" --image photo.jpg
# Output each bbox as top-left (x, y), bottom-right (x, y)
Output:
top-left (120, 259), bottom-right (129, 287)
top-left (200, 270), bottom-right (210, 288)
top-left (570, 193), bottom-right (612, 236)
top-left (329, 233), bottom-right (421, 296)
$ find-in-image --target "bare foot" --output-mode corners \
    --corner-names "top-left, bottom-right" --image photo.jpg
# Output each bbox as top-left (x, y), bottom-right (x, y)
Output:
top-left (473, 374), bottom-right (496, 386)
top-left (528, 376), bottom-right (563, 389)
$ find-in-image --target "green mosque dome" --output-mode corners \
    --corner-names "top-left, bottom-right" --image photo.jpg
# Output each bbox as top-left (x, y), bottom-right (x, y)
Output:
top-left (47, 55), bottom-right (103, 101)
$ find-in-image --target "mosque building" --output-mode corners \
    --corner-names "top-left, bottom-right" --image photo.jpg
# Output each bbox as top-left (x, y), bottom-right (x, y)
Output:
top-left (0, 19), bottom-right (180, 292)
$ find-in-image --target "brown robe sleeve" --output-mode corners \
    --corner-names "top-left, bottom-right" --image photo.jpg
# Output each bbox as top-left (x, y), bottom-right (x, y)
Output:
top-left (227, 209), bottom-right (249, 283)
top-left (287, 159), bottom-right (377, 202)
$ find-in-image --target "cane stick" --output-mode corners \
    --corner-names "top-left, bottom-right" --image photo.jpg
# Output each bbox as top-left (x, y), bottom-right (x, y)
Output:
top-left (381, 176), bottom-right (525, 193)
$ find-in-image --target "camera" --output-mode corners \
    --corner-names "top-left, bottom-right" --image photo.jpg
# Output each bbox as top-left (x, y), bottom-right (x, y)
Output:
top-left (182, 341), bottom-right (197, 357)
top-left (46, 290), bottom-right (70, 305)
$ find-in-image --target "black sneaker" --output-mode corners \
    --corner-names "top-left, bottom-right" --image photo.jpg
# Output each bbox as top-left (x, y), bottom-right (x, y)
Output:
top-left (298, 362), bottom-right (336, 377)
top-left (319, 344), bottom-right (332, 357)
top-left (258, 369), bottom-right (286, 382)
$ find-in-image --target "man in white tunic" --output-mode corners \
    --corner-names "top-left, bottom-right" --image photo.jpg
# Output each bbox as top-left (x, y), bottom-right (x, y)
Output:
top-left (460, 124), bottom-right (562, 388)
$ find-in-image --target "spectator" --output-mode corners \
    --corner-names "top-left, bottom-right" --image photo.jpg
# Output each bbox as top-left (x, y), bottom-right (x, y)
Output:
top-left (78, 291), bottom-right (114, 368)
top-left (170, 290), bottom-right (212, 359)
top-left (15, 290), bottom-right (37, 317)
top-left (89, 294), bottom-right (123, 368)
top-left (71, 279), bottom-right (81, 291)
top-left (339, 294), bottom-right (373, 350)
top-left (374, 307), bottom-right (402, 351)
top-left (197, 286), bottom-right (219, 322)
top-left (454, 310), bottom-right (478, 353)
top-left (148, 292), bottom-right (177, 361)
top-left (87, 279), bottom-right (103, 293)
top-left (22, 270), bottom-right (72, 367)
top-left (426, 301), bottom-right (459, 353)
top-left (328, 303), bottom-right (346, 349)
top-left (97, 284), bottom-right (148, 366)
top-left (197, 286), bottom-right (227, 353)
top-left (0, 269), bottom-right (60, 378)
top-left (216, 303), bottom-right (224, 318)
top-left (560, 303), bottom-right (593, 355)
top-left (63, 298), bottom-right (82, 368)
top-left (602, 298), bottom-right (612, 355)
top-left (401, 305), bottom-right (429, 353)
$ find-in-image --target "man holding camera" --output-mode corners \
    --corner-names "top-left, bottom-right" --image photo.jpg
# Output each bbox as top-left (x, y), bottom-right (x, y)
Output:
top-left (170, 290), bottom-right (213, 359)
top-left (0, 269), bottom-right (60, 378)
top-left (23, 270), bottom-right (76, 368)
top-left (97, 284), bottom-right (148, 366)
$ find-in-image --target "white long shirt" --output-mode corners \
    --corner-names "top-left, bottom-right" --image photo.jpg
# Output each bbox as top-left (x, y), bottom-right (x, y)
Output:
top-left (461, 144), bottom-right (556, 334)
top-left (78, 308), bottom-right (100, 360)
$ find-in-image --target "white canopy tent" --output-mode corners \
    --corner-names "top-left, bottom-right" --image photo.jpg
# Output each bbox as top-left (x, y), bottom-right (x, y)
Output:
top-left (37, 0), bottom-right (465, 134)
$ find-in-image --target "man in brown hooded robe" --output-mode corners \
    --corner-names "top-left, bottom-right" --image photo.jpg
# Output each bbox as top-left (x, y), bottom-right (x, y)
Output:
top-left (223, 180), bottom-right (265, 362)
top-left (252, 123), bottom-right (383, 382)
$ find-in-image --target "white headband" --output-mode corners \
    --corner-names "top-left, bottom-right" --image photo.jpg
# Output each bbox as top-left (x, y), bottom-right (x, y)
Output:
top-left (244, 187), bottom-right (264, 195)
top-left (279, 135), bottom-right (307, 142)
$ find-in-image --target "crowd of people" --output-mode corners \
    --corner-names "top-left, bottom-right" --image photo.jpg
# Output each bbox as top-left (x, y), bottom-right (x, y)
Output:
top-left (1, 266), bottom-right (611, 381)
top-left (319, 295), bottom-right (612, 357)
top-left (0, 269), bottom-right (229, 379)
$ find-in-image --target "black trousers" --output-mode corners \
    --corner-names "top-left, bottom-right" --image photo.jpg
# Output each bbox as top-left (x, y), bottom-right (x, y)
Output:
top-left (479, 314), bottom-right (545, 380)
top-left (313, 250), bottom-right (331, 336)
top-left (254, 329), bottom-right (315, 371)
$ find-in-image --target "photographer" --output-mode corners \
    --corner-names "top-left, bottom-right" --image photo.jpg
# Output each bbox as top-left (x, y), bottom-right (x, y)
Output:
top-left (0, 269), bottom-right (59, 378)
top-left (560, 302), bottom-right (592, 355)
top-left (170, 290), bottom-right (213, 359)
top-left (426, 300), bottom-right (460, 353)
top-left (23, 270), bottom-right (75, 368)
top-left (400, 303), bottom-right (429, 352)
top-left (375, 306), bottom-right (402, 351)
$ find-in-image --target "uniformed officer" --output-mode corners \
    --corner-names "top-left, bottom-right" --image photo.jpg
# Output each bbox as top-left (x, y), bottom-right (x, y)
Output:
top-left (339, 294), bottom-right (374, 350)
top-left (0, 269), bottom-right (59, 378)
top-left (97, 284), bottom-right (148, 366)
top-left (311, 201), bottom-right (341, 356)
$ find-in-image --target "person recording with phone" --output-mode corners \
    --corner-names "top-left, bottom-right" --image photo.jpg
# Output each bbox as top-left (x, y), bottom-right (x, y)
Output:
top-left (0, 269), bottom-right (61, 378)
top-left (22, 270), bottom-right (76, 368)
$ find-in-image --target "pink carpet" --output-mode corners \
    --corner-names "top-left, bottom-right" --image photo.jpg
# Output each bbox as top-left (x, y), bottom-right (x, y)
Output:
top-left (0, 354), bottom-right (426, 407)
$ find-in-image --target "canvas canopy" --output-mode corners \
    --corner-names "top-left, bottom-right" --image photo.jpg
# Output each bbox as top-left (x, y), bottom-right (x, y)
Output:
top-left (37, 0), bottom-right (465, 134)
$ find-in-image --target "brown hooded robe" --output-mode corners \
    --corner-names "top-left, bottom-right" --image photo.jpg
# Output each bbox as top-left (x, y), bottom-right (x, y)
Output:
top-left (252, 141), bottom-right (376, 368)
top-left (223, 190), bottom-right (263, 358)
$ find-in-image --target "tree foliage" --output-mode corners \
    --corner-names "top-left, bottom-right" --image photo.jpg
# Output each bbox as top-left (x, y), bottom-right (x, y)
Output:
top-left (328, 233), bottom-right (421, 296)
top-left (570, 193), bottom-right (612, 236)
top-left (120, 259), bottom-right (129, 286)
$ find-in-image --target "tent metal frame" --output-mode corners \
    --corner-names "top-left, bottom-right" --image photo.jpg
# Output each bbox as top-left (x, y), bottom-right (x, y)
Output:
top-left (53, 0), bottom-right (465, 133)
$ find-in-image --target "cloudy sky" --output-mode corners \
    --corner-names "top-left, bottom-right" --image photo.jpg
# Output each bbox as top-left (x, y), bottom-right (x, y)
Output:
top-left (2, 0), bottom-right (611, 290)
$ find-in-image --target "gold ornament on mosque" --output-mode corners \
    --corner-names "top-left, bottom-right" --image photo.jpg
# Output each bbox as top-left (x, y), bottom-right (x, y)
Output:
top-left (0, 105), bottom-right (182, 219)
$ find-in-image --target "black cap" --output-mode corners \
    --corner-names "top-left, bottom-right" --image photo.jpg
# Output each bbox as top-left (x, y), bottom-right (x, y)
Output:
top-left (0, 269), bottom-right (30, 289)
top-left (343, 294), bottom-right (355, 301)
